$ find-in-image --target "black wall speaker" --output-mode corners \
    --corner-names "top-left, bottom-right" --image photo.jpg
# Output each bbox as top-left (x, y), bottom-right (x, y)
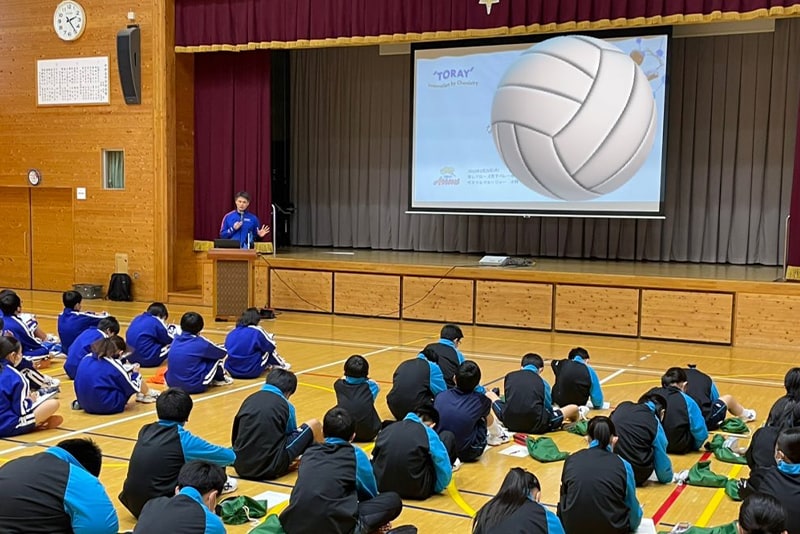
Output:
top-left (116, 26), bottom-right (141, 105)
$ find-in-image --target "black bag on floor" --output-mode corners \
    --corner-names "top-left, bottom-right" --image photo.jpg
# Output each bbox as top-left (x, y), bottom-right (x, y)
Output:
top-left (107, 273), bottom-right (133, 301)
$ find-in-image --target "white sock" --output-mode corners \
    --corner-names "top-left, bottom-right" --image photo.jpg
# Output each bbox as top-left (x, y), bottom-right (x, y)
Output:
top-left (487, 417), bottom-right (503, 437)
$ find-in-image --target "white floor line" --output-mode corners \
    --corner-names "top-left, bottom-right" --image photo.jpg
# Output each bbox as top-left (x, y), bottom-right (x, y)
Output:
top-left (600, 369), bottom-right (626, 384)
top-left (0, 337), bottom-right (429, 457)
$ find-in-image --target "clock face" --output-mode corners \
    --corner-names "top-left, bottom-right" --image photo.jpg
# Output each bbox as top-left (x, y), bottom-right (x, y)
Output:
top-left (53, 1), bottom-right (86, 41)
top-left (28, 169), bottom-right (41, 186)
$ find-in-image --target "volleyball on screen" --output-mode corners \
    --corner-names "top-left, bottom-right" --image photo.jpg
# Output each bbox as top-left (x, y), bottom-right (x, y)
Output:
top-left (490, 34), bottom-right (657, 201)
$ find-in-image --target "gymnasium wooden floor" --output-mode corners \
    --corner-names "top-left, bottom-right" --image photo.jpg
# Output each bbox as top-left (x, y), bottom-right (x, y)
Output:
top-left (5, 290), bottom-right (790, 532)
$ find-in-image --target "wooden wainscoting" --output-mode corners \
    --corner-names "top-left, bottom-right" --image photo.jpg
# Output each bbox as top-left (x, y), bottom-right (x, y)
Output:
top-left (475, 280), bottom-right (553, 329)
top-left (554, 285), bottom-right (640, 337)
top-left (640, 289), bottom-right (734, 343)
top-left (334, 273), bottom-right (401, 318)
top-left (270, 269), bottom-right (333, 313)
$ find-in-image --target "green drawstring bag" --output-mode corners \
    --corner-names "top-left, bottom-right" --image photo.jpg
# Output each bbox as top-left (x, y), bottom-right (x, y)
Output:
top-left (724, 479), bottom-right (742, 501)
top-left (704, 435), bottom-right (747, 464)
top-left (216, 495), bottom-right (268, 525)
top-left (526, 436), bottom-right (569, 462)
top-left (248, 514), bottom-right (287, 534)
top-left (687, 461), bottom-right (727, 488)
top-left (713, 447), bottom-right (747, 465)
top-left (704, 435), bottom-right (725, 452)
top-left (565, 420), bottom-right (588, 436)
top-left (719, 418), bottom-right (749, 434)
top-left (657, 521), bottom-right (738, 534)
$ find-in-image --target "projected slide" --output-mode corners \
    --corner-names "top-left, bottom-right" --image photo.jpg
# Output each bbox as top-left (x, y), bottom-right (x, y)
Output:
top-left (410, 33), bottom-right (669, 215)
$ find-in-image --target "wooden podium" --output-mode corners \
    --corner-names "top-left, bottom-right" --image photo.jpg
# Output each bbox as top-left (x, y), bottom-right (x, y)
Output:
top-left (208, 248), bottom-right (257, 321)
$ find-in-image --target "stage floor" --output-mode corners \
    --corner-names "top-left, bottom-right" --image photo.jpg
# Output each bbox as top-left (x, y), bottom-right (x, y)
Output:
top-left (271, 246), bottom-right (784, 283)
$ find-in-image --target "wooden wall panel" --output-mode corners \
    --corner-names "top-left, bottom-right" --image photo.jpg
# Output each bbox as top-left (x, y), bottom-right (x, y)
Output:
top-left (270, 269), bottom-right (332, 312)
top-left (254, 261), bottom-right (269, 308)
top-left (476, 281), bottom-right (553, 329)
top-left (0, 0), bottom-right (166, 300)
top-left (641, 289), bottom-right (733, 343)
top-left (334, 273), bottom-right (401, 318)
top-left (171, 54), bottom-right (196, 291)
top-left (402, 277), bottom-right (474, 324)
top-left (31, 188), bottom-right (74, 291)
top-left (735, 293), bottom-right (800, 348)
top-left (201, 260), bottom-right (213, 306)
top-left (0, 188), bottom-right (32, 289)
top-left (555, 285), bottom-right (639, 336)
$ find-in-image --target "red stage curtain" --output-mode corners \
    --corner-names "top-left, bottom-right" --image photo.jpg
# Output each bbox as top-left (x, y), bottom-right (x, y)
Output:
top-left (193, 50), bottom-right (272, 241)
top-left (175, 0), bottom-right (800, 49)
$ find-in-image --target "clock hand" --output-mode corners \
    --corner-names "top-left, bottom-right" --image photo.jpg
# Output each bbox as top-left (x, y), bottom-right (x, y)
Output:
top-left (69, 20), bottom-right (77, 31)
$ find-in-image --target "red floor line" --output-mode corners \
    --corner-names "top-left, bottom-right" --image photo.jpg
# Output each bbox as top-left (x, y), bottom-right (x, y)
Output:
top-left (652, 451), bottom-right (712, 525)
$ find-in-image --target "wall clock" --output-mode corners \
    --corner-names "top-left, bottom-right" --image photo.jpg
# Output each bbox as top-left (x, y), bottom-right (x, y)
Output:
top-left (54, 1), bottom-right (86, 41)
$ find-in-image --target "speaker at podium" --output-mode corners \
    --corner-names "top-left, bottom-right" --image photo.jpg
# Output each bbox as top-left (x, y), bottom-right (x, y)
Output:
top-left (208, 248), bottom-right (257, 321)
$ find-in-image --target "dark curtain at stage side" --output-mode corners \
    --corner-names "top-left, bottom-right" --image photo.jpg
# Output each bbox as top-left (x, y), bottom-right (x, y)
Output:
top-left (194, 51), bottom-right (272, 241)
top-left (289, 20), bottom-right (800, 264)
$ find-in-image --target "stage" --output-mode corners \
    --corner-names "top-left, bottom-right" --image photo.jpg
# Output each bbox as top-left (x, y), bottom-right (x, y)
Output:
top-left (186, 247), bottom-right (797, 349)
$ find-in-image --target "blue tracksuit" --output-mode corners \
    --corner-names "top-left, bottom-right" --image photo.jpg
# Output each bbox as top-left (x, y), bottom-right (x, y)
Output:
top-left (2, 315), bottom-right (49, 358)
top-left (74, 356), bottom-right (140, 415)
top-left (0, 446), bottom-right (119, 533)
top-left (65, 328), bottom-right (105, 379)
top-left (0, 361), bottom-right (36, 437)
top-left (126, 313), bottom-right (174, 367)
top-left (165, 333), bottom-right (227, 394)
top-left (224, 325), bottom-right (279, 378)
top-left (57, 308), bottom-right (105, 353)
top-left (219, 210), bottom-right (263, 249)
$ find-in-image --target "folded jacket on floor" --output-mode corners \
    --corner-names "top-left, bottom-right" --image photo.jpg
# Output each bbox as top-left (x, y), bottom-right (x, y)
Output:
top-left (526, 436), bottom-right (569, 462)
top-left (687, 461), bottom-right (728, 488)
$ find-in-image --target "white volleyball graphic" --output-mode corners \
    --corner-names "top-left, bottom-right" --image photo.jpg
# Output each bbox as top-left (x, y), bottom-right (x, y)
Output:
top-left (491, 35), bottom-right (657, 201)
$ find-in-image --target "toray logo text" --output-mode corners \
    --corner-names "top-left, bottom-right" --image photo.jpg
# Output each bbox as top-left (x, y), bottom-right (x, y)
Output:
top-left (432, 67), bottom-right (474, 81)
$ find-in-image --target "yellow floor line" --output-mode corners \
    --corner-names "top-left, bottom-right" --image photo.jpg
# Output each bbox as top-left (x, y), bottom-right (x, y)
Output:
top-left (446, 480), bottom-right (476, 517)
top-left (298, 382), bottom-right (335, 394)
top-left (694, 464), bottom-right (743, 527)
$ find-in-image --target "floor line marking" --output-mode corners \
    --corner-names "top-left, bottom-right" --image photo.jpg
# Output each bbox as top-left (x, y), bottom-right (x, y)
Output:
top-left (0, 338), bottom-right (425, 457)
top-left (652, 451), bottom-right (712, 524)
top-left (694, 464), bottom-right (743, 527)
top-left (600, 369), bottom-right (626, 384)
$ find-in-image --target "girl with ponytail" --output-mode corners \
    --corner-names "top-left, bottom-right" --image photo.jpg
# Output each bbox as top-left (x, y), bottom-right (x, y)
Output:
top-left (473, 467), bottom-right (564, 533)
top-left (0, 336), bottom-right (61, 437)
top-left (558, 416), bottom-right (642, 534)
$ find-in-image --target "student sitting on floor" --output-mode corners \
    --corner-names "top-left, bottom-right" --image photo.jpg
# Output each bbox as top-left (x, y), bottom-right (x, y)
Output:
top-left (737, 493), bottom-right (789, 534)
top-left (766, 368), bottom-right (800, 426)
top-left (683, 364), bottom-right (757, 429)
top-left (558, 416), bottom-right (642, 534)
top-left (57, 290), bottom-right (107, 353)
top-left (435, 361), bottom-right (509, 462)
top-left (0, 290), bottom-right (63, 360)
top-left (610, 393), bottom-right (673, 486)
top-left (0, 336), bottom-right (61, 438)
top-left (65, 316), bottom-right (120, 380)
top-left (120, 388), bottom-right (236, 518)
top-left (126, 302), bottom-right (177, 368)
top-left (334, 354), bottom-right (381, 442)
top-left (747, 398), bottom-right (800, 470)
top-left (422, 324), bottom-right (466, 389)
top-left (492, 352), bottom-right (586, 435)
top-left (224, 307), bottom-right (289, 379)
top-left (0, 438), bottom-right (118, 533)
top-left (372, 405), bottom-right (455, 500)
top-left (73, 336), bottom-right (160, 415)
top-left (166, 312), bottom-right (232, 394)
top-left (281, 407), bottom-right (403, 534)
top-left (232, 369), bottom-right (322, 480)
top-left (0, 316), bottom-right (60, 396)
top-left (645, 367), bottom-right (708, 454)
top-left (386, 348), bottom-right (446, 421)
top-left (472, 467), bottom-right (565, 534)
top-left (551, 347), bottom-right (604, 410)
top-left (133, 460), bottom-right (227, 534)
top-left (739, 427), bottom-right (800, 534)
